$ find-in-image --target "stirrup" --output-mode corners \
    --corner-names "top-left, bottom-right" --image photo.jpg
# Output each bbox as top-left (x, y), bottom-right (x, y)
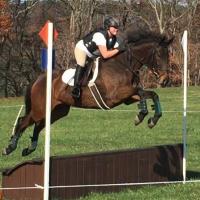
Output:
top-left (72, 87), bottom-right (81, 98)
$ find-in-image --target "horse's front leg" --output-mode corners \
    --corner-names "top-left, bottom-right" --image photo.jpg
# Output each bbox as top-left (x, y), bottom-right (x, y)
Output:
top-left (134, 91), bottom-right (149, 126)
top-left (148, 92), bottom-right (162, 128)
top-left (140, 90), bottom-right (162, 128)
top-left (124, 93), bottom-right (149, 126)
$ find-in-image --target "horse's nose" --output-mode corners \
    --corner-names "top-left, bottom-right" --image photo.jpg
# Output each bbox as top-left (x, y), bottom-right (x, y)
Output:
top-left (161, 78), bottom-right (171, 87)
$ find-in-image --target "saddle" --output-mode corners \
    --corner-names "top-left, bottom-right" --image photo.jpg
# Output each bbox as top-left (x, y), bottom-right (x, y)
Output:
top-left (62, 57), bottom-right (110, 110)
top-left (62, 57), bottom-right (100, 87)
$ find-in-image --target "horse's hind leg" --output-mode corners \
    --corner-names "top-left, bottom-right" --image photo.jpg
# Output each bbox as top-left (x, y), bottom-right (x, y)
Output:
top-left (3, 114), bottom-right (34, 155)
top-left (22, 104), bottom-right (70, 156)
top-left (22, 119), bottom-right (45, 156)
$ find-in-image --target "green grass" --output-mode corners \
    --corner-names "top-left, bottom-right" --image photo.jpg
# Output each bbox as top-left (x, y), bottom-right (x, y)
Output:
top-left (1, 87), bottom-right (200, 199)
top-left (79, 183), bottom-right (200, 200)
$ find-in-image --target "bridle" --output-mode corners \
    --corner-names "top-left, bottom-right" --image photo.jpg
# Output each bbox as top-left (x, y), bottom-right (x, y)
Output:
top-left (126, 44), bottom-right (168, 84)
top-left (126, 45), bottom-right (157, 75)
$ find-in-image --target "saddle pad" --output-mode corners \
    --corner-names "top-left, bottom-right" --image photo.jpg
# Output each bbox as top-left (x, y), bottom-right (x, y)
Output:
top-left (61, 57), bottom-right (100, 86)
top-left (61, 68), bottom-right (75, 86)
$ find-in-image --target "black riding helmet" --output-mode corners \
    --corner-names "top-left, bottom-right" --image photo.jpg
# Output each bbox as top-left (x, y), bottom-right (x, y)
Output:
top-left (104, 16), bottom-right (120, 30)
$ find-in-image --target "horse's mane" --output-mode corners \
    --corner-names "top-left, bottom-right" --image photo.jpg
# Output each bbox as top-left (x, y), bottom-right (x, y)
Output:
top-left (122, 23), bottom-right (167, 45)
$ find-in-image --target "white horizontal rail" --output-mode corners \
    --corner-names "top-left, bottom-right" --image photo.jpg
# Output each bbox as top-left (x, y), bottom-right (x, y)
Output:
top-left (0, 105), bottom-right (200, 113)
top-left (1, 179), bottom-right (200, 190)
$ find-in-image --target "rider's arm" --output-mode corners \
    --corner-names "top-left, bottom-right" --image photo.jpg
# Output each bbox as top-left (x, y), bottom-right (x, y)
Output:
top-left (93, 32), bottom-right (119, 59)
top-left (98, 45), bottom-right (119, 59)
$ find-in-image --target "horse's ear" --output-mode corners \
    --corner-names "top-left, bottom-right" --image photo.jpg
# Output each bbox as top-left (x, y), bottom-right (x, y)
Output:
top-left (167, 36), bottom-right (175, 45)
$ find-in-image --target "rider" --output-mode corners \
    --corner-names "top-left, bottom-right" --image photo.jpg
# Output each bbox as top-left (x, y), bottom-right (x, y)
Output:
top-left (71, 16), bottom-right (126, 98)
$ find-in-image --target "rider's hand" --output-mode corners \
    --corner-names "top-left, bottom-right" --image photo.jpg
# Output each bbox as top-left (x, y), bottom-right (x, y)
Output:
top-left (116, 36), bottom-right (128, 52)
top-left (116, 43), bottom-right (127, 52)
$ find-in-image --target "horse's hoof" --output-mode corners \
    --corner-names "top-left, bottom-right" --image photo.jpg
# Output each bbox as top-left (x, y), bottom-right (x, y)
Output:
top-left (134, 115), bottom-right (141, 126)
top-left (2, 148), bottom-right (9, 156)
top-left (22, 148), bottom-right (30, 156)
top-left (134, 115), bottom-right (143, 126)
top-left (148, 118), bottom-right (155, 129)
top-left (2, 145), bottom-right (16, 156)
top-left (22, 147), bottom-right (35, 156)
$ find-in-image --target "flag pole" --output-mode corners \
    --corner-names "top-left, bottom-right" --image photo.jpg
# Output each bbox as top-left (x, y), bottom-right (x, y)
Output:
top-left (182, 30), bottom-right (188, 183)
top-left (44, 21), bottom-right (53, 200)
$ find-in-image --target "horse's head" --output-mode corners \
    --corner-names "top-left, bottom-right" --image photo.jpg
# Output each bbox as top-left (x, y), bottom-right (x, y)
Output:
top-left (122, 26), bottom-right (174, 87)
top-left (150, 36), bottom-right (174, 87)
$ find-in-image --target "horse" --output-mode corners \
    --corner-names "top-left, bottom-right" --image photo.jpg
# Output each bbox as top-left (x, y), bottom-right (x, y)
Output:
top-left (3, 29), bottom-right (174, 156)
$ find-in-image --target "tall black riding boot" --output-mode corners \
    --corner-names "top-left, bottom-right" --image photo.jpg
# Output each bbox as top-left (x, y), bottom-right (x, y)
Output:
top-left (71, 65), bottom-right (84, 98)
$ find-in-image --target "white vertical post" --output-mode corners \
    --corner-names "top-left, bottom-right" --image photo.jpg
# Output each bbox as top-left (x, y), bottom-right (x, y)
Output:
top-left (11, 105), bottom-right (24, 136)
top-left (182, 30), bottom-right (188, 183)
top-left (44, 22), bottom-right (53, 200)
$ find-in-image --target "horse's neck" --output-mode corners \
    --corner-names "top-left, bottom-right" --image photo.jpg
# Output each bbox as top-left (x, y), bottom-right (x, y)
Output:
top-left (131, 42), bottom-right (155, 68)
top-left (99, 42), bottom-right (155, 74)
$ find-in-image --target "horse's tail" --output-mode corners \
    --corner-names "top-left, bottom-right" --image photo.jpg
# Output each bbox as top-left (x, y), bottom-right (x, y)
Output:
top-left (24, 85), bottom-right (32, 116)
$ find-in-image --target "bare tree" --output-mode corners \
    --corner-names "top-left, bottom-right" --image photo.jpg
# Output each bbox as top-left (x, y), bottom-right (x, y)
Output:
top-left (58, 0), bottom-right (98, 68)
top-left (1, 0), bottom-right (200, 96)
top-left (0, 0), bottom-right (12, 52)
top-left (0, 0), bottom-right (41, 96)
top-left (145, 0), bottom-right (199, 35)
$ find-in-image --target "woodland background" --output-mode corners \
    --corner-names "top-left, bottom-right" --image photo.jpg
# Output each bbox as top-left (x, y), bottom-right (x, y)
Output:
top-left (0, 0), bottom-right (200, 97)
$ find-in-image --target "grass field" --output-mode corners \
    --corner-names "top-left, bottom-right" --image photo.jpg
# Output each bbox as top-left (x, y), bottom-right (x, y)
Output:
top-left (0, 86), bottom-right (200, 199)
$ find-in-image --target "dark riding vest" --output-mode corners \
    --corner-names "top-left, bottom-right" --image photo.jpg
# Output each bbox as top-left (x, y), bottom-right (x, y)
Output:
top-left (83, 28), bottom-right (117, 56)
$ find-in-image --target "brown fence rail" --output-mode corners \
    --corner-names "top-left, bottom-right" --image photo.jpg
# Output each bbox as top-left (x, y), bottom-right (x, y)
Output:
top-left (2, 143), bottom-right (183, 200)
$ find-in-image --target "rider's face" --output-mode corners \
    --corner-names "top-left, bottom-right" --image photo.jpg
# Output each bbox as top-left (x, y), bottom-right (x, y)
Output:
top-left (108, 27), bottom-right (118, 36)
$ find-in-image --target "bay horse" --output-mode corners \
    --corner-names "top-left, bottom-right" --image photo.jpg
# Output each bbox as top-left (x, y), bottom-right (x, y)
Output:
top-left (3, 29), bottom-right (174, 156)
